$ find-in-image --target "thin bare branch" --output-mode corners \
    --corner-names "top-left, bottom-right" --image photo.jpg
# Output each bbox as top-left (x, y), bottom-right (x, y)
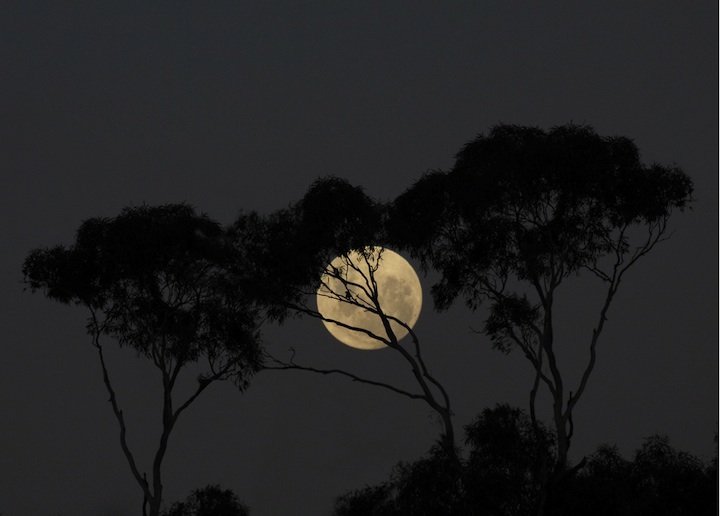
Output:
top-left (89, 309), bottom-right (150, 502)
top-left (286, 302), bottom-right (391, 345)
top-left (569, 216), bottom-right (668, 414)
top-left (505, 325), bottom-right (557, 397)
top-left (263, 352), bottom-right (426, 401)
top-left (583, 265), bottom-right (612, 283)
top-left (382, 312), bottom-right (453, 414)
top-left (529, 343), bottom-right (543, 432)
top-left (321, 265), bottom-right (374, 303)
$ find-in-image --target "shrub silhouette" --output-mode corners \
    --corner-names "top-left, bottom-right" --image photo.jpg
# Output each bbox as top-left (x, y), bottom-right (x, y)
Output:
top-left (333, 406), bottom-right (716, 516)
top-left (162, 485), bottom-right (250, 516)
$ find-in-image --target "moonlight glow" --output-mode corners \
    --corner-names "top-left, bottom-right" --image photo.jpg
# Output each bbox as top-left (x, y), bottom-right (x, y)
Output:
top-left (316, 247), bottom-right (422, 350)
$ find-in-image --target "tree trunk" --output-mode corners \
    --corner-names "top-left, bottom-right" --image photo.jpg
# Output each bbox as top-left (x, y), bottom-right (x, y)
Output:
top-left (553, 406), bottom-right (569, 472)
top-left (147, 496), bottom-right (161, 516)
top-left (439, 408), bottom-right (456, 458)
top-left (147, 376), bottom-right (176, 516)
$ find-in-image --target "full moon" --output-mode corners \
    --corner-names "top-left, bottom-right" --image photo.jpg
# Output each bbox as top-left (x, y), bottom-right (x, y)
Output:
top-left (316, 246), bottom-right (422, 350)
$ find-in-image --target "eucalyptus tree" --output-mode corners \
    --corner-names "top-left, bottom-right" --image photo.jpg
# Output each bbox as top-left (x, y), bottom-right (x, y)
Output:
top-left (23, 204), bottom-right (263, 516)
top-left (388, 124), bottom-right (693, 477)
top-left (232, 178), bottom-right (456, 454)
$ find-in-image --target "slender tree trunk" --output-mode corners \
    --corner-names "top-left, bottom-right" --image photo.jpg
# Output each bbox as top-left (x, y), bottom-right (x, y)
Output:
top-left (538, 298), bottom-right (571, 474)
top-left (535, 296), bottom-right (574, 514)
top-left (553, 406), bottom-right (569, 471)
top-left (442, 412), bottom-right (455, 451)
top-left (148, 496), bottom-right (161, 516)
top-left (145, 425), bottom-right (175, 516)
top-left (147, 375), bottom-right (178, 516)
top-left (529, 346), bottom-right (549, 516)
top-left (142, 478), bottom-right (149, 516)
top-left (438, 407), bottom-right (456, 459)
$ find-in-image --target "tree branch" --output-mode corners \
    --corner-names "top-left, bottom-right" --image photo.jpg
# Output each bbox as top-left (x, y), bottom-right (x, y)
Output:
top-left (89, 309), bottom-right (151, 502)
top-left (505, 326), bottom-right (557, 397)
top-left (173, 368), bottom-right (226, 421)
top-left (381, 312), bottom-right (447, 399)
top-left (569, 217), bottom-right (667, 414)
top-left (529, 343), bottom-right (543, 433)
top-left (319, 266), bottom-right (374, 306)
top-left (286, 302), bottom-right (391, 345)
top-left (262, 351), bottom-right (426, 401)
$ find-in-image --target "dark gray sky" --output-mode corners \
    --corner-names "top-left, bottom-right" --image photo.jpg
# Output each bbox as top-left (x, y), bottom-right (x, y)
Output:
top-left (2, 2), bottom-right (717, 515)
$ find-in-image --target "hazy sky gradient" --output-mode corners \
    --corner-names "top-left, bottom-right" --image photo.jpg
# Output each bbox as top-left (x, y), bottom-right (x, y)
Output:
top-left (2, 2), bottom-right (717, 515)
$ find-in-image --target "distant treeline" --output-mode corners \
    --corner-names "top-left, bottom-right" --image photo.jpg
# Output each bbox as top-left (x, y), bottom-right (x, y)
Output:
top-left (331, 405), bottom-right (717, 516)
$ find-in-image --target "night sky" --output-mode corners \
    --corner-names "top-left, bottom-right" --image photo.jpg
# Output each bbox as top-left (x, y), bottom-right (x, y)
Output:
top-left (2, 3), bottom-right (717, 515)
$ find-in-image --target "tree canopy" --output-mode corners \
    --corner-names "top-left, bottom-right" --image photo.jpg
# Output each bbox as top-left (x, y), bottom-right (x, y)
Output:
top-left (162, 485), bottom-right (250, 516)
top-left (24, 204), bottom-right (262, 384)
top-left (389, 124), bottom-right (692, 310)
top-left (230, 177), bottom-right (383, 322)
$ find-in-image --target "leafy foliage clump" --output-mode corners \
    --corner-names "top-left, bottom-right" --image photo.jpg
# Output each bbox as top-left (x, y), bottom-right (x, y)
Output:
top-left (389, 124), bottom-right (692, 311)
top-left (163, 485), bottom-right (250, 516)
top-left (557, 436), bottom-right (717, 516)
top-left (334, 405), bottom-right (553, 516)
top-left (23, 204), bottom-right (262, 388)
top-left (333, 406), bottom-right (716, 516)
top-left (230, 177), bottom-right (383, 322)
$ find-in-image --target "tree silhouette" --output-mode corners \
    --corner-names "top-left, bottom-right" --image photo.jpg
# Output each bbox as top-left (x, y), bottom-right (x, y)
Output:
top-left (232, 178), bottom-right (456, 454)
top-left (333, 407), bottom-right (716, 516)
top-left (333, 404), bottom-right (554, 516)
top-left (388, 124), bottom-right (693, 482)
top-left (162, 484), bottom-right (250, 516)
top-left (333, 445), bottom-right (464, 516)
top-left (556, 435), bottom-right (717, 516)
top-left (23, 205), bottom-right (262, 516)
top-left (555, 444), bottom-right (635, 515)
top-left (463, 405), bottom-right (554, 515)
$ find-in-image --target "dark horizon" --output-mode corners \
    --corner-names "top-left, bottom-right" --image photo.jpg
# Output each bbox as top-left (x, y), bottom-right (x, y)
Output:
top-left (2, 2), bottom-right (717, 515)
